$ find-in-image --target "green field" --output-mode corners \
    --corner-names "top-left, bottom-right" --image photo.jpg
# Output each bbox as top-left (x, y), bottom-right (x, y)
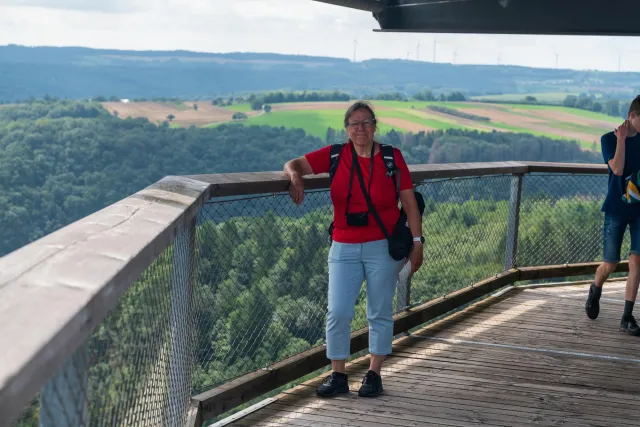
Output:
top-left (119, 98), bottom-right (622, 150)
top-left (218, 100), bottom-right (621, 149)
top-left (222, 109), bottom-right (407, 138)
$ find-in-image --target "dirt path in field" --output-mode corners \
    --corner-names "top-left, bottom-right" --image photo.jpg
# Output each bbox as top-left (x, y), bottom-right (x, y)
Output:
top-left (380, 117), bottom-right (436, 132)
top-left (409, 108), bottom-right (508, 133)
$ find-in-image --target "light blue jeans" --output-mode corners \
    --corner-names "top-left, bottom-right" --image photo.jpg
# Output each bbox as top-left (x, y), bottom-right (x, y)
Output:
top-left (326, 239), bottom-right (404, 360)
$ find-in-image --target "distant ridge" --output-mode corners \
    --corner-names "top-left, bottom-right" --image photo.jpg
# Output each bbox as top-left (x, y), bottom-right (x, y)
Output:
top-left (1, 44), bottom-right (639, 102)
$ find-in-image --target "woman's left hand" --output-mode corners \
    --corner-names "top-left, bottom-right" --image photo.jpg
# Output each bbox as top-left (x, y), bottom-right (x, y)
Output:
top-left (409, 243), bottom-right (424, 276)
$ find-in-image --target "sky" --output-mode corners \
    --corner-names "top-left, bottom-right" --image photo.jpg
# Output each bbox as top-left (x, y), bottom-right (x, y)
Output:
top-left (1, 0), bottom-right (640, 72)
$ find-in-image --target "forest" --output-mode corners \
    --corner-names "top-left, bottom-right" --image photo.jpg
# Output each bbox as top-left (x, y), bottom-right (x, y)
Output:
top-left (0, 99), bottom-right (602, 257)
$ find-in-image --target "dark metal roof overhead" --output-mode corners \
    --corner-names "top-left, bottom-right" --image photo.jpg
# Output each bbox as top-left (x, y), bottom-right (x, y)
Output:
top-left (313, 0), bottom-right (640, 36)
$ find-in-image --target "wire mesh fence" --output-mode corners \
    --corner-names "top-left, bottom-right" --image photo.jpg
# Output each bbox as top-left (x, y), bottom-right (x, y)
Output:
top-left (517, 173), bottom-right (626, 267)
top-left (407, 175), bottom-right (513, 307)
top-left (192, 191), bottom-right (334, 394)
top-left (11, 222), bottom-right (199, 427)
top-left (9, 171), bottom-right (623, 427)
top-left (190, 175), bottom-right (516, 395)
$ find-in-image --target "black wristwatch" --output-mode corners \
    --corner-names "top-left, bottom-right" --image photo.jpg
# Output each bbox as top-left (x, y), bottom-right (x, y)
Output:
top-left (413, 236), bottom-right (425, 244)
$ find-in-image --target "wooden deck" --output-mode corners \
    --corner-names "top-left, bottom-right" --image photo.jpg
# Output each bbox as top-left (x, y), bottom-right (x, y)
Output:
top-left (221, 281), bottom-right (640, 427)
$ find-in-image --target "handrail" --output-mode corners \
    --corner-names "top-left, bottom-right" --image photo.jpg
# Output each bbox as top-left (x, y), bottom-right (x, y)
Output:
top-left (0, 176), bottom-right (212, 426)
top-left (0, 160), bottom-right (608, 426)
top-left (186, 161), bottom-right (607, 198)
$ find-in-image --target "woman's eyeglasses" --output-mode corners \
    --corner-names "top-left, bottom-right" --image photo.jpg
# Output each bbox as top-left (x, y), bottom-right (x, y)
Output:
top-left (346, 119), bottom-right (376, 130)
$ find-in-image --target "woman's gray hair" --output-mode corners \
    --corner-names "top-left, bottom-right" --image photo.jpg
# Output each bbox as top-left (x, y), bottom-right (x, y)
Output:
top-left (344, 101), bottom-right (377, 127)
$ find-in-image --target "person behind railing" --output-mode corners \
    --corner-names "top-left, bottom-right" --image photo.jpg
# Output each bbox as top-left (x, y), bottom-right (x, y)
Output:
top-left (586, 95), bottom-right (640, 336)
top-left (283, 101), bottom-right (424, 398)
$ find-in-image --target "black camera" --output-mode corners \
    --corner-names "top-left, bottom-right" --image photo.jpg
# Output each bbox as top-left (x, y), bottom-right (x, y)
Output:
top-left (346, 212), bottom-right (369, 227)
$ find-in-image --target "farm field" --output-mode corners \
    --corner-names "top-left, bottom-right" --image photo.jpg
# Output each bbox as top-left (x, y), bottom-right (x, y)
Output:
top-left (470, 92), bottom-right (578, 103)
top-left (102, 101), bottom-right (261, 126)
top-left (103, 99), bottom-right (622, 150)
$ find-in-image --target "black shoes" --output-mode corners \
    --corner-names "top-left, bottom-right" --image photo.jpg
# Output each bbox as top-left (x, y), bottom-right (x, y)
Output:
top-left (585, 283), bottom-right (602, 320)
top-left (620, 316), bottom-right (640, 336)
top-left (316, 372), bottom-right (349, 397)
top-left (316, 370), bottom-right (384, 398)
top-left (358, 370), bottom-right (383, 398)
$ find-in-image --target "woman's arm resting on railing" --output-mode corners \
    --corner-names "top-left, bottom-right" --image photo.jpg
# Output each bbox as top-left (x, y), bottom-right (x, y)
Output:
top-left (284, 157), bottom-right (314, 205)
top-left (400, 188), bottom-right (424, 275)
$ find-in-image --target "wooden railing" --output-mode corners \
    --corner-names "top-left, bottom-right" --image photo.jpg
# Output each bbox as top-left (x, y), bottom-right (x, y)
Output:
top-left (0, 161), bottom-right (612, 427)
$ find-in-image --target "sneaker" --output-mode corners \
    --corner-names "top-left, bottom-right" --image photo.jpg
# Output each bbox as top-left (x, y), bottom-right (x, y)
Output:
top-left (358, 370), bottom-right (383, 398)
top-left (620, 316), bottom-right (640, 336)
top-left (316, 372), bottom-right (349, 397)
top-left (585, 283), bottom-right (602, 320)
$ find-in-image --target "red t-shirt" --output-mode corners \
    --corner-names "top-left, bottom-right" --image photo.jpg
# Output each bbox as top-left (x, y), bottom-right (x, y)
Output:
top-left (305, 142), bottom-right (413, 244)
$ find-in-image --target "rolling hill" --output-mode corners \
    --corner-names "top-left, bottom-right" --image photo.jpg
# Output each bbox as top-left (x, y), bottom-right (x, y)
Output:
top-left (2, 45), bottom-right (640, 102)
top-left (103, 99), bottom-right (620, 149)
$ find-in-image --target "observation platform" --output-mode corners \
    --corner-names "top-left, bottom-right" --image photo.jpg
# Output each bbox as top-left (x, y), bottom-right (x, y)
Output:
top-left (2, 161), bottom-right (639, 427)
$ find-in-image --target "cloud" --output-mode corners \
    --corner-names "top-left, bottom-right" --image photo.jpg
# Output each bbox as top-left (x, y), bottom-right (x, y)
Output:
top-left (2, 0), bottom-right (138, 13)
top-left (0, 0), bottom-right (639, 72)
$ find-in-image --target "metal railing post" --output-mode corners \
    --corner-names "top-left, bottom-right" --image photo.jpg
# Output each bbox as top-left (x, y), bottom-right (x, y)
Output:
top-left (395, 277), bottom-right (411, 312)
top-left (505, 173), bottom-right (523, 270)
top-left (168, 216), bottom-right (197, 425)
top-left (39, 344), bottom-right (89, 427)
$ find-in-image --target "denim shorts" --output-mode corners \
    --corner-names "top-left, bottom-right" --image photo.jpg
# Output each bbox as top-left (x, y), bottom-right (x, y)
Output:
top-left (603, 213), bottom-right (640, 263)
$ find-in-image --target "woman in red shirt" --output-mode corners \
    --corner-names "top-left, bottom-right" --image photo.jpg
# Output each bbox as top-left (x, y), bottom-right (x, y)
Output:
top-left (284, 101), bottom-right (424, 398)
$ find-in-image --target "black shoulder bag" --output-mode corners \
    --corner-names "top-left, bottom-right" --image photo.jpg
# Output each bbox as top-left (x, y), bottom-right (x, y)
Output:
top-left (352, 143), bottom-right (414, 261)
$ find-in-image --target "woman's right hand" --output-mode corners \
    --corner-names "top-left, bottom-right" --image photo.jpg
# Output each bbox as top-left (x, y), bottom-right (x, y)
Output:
top-left (289, 173), bottom-right (305, 206)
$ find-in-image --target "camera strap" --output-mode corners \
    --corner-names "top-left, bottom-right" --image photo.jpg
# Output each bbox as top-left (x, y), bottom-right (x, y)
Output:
top-left (351, 143), bottom-right (392, 241)
top-left (345, 141), bottom-right (374, 216)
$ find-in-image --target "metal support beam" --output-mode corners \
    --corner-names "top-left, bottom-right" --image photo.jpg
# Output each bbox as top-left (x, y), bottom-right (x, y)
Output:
top-left (168, 217), bottom-right (197, 426)
top-left (39, 344), bottom-right (89, 427)
top-left (505, 173), bottom-right (523, 270)
top-left (370, 0), bottom-right (640, 36)
top-left (312, 0), bottom-right (383, 13)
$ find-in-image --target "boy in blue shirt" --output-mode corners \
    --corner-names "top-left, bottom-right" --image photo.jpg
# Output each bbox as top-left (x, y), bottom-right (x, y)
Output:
top-left (586, 96), bottom-right (640, 336)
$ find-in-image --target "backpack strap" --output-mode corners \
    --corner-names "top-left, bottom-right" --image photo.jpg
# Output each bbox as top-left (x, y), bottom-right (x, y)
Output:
top-left (380, 144), bottom-right (400, 200)
top-left (329, 143), bottom-right (344, 183)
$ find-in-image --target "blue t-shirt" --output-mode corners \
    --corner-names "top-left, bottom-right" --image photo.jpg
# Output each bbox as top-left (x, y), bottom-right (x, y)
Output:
top-left (601, 131), bottom-right (640, 217)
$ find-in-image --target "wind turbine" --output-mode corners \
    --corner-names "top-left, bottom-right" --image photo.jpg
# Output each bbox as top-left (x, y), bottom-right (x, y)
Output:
top-left (353, 39), bottom-right (358, 62)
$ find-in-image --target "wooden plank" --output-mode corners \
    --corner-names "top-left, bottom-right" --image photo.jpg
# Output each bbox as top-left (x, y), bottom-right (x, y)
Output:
top-left (409, 161), bottom-right (529, 182)
top-left (194, 270), bottom-right (519, 420)
top-left (279, 384), bottom-right (629, 427)
top-left (525, 161), bottom-right (608, 175)
top-left (186, 400), bottom-right (204, 427)
top-left (0, 175), bottom-right (211, 427)
top-left (187, 162), bottom-right (535, 198)
top-left (518, 261), bottom-right (629, 281)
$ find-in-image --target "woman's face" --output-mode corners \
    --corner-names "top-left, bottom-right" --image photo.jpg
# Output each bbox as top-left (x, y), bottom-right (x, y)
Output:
top-left (346, 108), bottom-right (376, 147)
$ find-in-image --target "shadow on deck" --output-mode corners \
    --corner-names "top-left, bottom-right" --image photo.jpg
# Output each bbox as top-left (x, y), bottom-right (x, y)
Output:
top-left (222, 281), bottom-right (640, 427)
